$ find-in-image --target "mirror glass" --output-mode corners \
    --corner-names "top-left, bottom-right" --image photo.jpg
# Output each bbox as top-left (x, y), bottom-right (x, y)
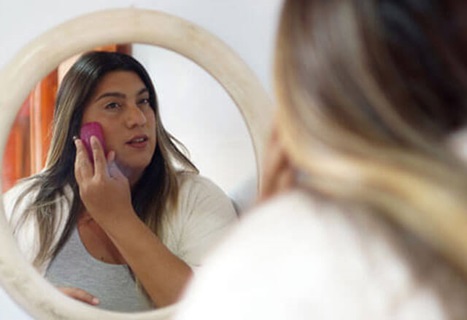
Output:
top-left (2, 43), bottom-right (256, 314)
top-left (0, 9), bottom-right (272, 319)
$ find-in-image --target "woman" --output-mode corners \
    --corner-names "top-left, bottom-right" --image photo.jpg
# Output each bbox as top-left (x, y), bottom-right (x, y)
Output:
top-left (3, 51), bottom-right (237, 312)
top-left (176, 0), bottom-right (467, 319)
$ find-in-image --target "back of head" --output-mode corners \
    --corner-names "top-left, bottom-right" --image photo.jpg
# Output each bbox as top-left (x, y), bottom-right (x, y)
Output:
top-left (275, 0), bottom-right (467, 276)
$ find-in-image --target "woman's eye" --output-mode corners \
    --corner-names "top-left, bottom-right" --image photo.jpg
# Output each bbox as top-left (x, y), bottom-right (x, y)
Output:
top-left (138, 98), bottom-right (150, 106)
top-left (105, 102), bottom-right (121, 109)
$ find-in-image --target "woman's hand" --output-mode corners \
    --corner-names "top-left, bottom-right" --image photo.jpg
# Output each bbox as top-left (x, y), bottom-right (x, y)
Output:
top-left (58, 287), bottom-right (99, 306)
top-left (74, 136), bottom-right (133, 226)
top-left (74, 135), bottom-right (192, 307)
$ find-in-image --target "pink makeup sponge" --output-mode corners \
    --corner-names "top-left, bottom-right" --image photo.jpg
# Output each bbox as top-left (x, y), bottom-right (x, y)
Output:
top-left (79, 122), bottom-right (106, 161)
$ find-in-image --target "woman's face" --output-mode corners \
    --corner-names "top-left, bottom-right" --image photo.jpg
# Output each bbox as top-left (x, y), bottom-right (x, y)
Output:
top-left (81, 70), bottom-right (157, 183)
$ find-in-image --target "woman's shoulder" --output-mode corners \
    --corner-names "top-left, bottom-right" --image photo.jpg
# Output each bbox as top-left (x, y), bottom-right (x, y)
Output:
top-left (176, 171), bottom-right (216, 186)
top-left (2, 177), bottom-right (40, 216)
top-left (3, 177), bottom-right (38, 196)
top-left (161, 172), bottom-right (238, 268)
top-left (249, 191), bottom-right (467, 310)
top-left (177, 190), bottom-right (467, 319)
top-left (2, 175), bottom-right (71, 219)
top-left (172, 171), bottom-right (237, 217)
top-left (175, 171), bottom-right (228, 198)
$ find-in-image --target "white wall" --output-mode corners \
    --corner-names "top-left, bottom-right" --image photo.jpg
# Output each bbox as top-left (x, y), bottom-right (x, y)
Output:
top-left (0, 0), bottom-right (282, 318)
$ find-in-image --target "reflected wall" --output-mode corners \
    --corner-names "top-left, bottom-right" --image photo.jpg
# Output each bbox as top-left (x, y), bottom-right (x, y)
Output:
top-left (133, 44), bottom-right (257, 196)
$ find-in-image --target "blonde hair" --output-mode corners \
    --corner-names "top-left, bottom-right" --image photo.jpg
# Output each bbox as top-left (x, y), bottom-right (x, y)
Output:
top-left (275, 0), bottom-right (467, 275)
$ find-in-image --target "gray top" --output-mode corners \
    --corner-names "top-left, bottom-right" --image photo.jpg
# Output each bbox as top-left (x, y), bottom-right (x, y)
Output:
top-left (45, 227), bottom-right (154, 312)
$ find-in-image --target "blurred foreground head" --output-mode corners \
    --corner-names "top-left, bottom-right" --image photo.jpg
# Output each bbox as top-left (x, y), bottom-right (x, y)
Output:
top-left (274, 0), bottom-right (467, 275)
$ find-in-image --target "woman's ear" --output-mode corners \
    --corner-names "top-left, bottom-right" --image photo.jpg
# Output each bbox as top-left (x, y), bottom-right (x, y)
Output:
top-left (257, 119), bottom-right (295, 204)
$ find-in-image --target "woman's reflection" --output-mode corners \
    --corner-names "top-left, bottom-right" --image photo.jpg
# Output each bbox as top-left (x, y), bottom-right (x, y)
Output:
top-left (2, 51), bottom-right (238, 312)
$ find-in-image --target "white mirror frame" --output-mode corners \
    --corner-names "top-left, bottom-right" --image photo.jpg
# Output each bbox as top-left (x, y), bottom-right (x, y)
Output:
top-left (0, 8), bottom-right (272, 320)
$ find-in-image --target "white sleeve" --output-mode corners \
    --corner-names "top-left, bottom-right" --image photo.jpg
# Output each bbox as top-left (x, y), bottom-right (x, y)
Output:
top-left (162, 174), bottom-right (238, 271)
top-left (1, 180), bottom-right (40, 264)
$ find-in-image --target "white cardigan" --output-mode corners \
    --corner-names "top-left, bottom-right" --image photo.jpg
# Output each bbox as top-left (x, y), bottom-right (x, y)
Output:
top-left (176, 190), bottom-right (467, 320)
top-left (3, 172), bottom-right (238, 275)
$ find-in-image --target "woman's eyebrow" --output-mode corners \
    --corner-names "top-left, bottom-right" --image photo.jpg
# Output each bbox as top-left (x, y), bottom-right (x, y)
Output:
top-left (137, 88), bottom-right (149, 96)
top-left (94, 88), bottom-right (148, 102)
top-left (94, 92), bottom-right (125, 102)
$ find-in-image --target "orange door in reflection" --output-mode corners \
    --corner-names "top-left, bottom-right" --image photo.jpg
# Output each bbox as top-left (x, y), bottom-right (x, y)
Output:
top-left (2, 70), bottom-right (57, 192)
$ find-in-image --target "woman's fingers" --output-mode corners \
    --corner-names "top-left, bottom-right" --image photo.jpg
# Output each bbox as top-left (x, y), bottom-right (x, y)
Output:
top-left (74, 138), bottom-right (93, 182)
top-left (58, 287), bottom-right (100, 305)
top-left (90, 136), bottom-right (108, 178)
top-left (74, 136), bottom-right (132, 225)
top-left (74, 135), bottom-right (109, 181)
top-left (107, 151), bottom-right (126, 180)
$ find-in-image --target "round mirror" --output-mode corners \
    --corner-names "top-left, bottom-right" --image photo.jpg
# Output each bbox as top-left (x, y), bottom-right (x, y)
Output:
top-left (0, 8), bottom-right (272, 320)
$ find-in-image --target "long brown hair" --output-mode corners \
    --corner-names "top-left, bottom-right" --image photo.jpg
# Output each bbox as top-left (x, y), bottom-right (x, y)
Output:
top-left (14, 51), bottom-right (198, 268)
top-left (275, 0), bottom-right (467, 275)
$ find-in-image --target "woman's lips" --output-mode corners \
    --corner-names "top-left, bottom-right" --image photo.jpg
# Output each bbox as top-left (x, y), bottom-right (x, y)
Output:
top-left (126, 135), bottom-right (149, 148)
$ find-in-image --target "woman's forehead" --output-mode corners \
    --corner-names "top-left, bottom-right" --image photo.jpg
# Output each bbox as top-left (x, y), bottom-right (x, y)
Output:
top-left (91, 71), bottom-right (148, 98)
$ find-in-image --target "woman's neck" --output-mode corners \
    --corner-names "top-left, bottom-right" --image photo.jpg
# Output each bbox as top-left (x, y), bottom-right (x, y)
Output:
top-left (77, 211), bottom-right (126, 264)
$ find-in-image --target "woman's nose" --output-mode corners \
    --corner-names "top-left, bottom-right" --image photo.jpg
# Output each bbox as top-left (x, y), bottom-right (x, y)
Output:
top-left (125, 105), bottom-right (147, 127)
